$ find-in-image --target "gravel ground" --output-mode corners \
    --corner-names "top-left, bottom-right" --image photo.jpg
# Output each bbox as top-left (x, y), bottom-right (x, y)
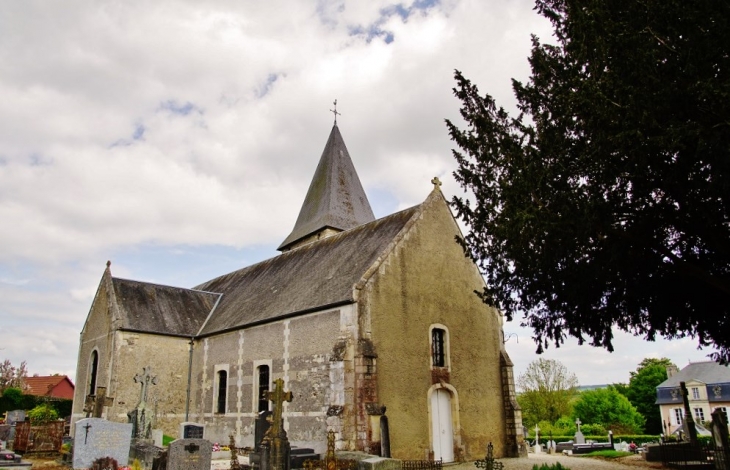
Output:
top-left (447, 452), bottom-right (663, 470)
top-left (18, 452), bottom-right (664, 469)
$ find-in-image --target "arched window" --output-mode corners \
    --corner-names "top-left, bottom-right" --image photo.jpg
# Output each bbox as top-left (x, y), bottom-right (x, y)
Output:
top-left (216, 370), bottom-right (227, 414)
top-left (257, 365), bottom-right (270, 412)
top-left (88, 350), bottom-right (99, 396)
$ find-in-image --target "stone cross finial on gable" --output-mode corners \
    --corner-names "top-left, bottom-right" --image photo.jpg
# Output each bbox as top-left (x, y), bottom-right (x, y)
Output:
top-left (431, 177), bottom-right (442, 189)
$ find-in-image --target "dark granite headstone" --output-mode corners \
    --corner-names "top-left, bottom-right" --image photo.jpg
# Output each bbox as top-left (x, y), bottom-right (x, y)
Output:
top-left (167, 438), bottom-right (212, 470)
top-left (255, 411), bottom-right (272, 448)
top-left (180, 422), bottom-right (205, 440)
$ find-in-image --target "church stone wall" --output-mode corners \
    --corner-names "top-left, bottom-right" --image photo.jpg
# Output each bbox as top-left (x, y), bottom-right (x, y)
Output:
top-left (107, 331), bottom-right (191, 437)
top-left (364, 193), bottom-right (509, 460)
top-left (190, 306), bottom-right (352, 454)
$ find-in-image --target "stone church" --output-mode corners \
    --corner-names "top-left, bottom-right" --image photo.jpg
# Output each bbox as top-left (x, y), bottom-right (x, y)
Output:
top-left (72, 123), bottom-right (524, 460)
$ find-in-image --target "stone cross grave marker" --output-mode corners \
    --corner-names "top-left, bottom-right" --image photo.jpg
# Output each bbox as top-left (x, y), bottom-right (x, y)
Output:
top-left (574, 418), bottom-right (585, 444)
top-left (168, 438), bottom-right (212, 470)
top-left (73, 418), bottom-right (132, 469)
top-left (260, 378), bottom-right (294, 470)
top-left (533, 425), bottom-right (541, 453)
top-left (134, 367), bottom-right (158, 405)
top-left (84, 386), bottom-right (115, 418)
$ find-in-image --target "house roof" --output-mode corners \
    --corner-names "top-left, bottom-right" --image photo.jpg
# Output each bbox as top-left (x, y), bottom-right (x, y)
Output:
top-left (657, 361), bottom-right (730, 388)
top-left (196, 205), bottom-right (419, 336)
top-left (24, 375), bottom-right (74, 399)
top-left (112, 279), bottom-right (220, 337)
top-left (278, 124), bottom-right (375, 251)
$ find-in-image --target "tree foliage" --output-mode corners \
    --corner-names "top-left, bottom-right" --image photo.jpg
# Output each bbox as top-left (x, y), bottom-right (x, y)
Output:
top-left (27, 403), bottom-right (59, 424)
top-left (516, 358), bottom-right (578, 426)
top-left (0, 360), bottom-right (27, 394)
top-left (625, 358), bottom-right (674, 434)
top-left (447, 1), bottom-right (730, 359)
top-left (573, 387), bottom-right (645, 433)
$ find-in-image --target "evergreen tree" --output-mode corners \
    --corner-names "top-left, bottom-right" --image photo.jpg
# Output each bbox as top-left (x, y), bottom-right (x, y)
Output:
top-left (447, 1), bottom-right (730, 359)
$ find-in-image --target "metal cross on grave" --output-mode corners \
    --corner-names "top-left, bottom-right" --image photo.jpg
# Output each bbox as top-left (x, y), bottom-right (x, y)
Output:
top-left (83, 422), bottom-right (93, 445)
top-left (304, 431), bottom-right (357, 470)
top-left (134, 366), bottom-right (158, 405)
top-left (265, 378), bottom-right (293, 439)
top-left (474, 442), bottom-right (504, 470)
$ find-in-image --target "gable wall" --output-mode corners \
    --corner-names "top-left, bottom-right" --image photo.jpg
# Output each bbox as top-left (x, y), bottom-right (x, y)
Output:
top-left (72, 280), bottom-right (115, 428)
top-left (189, 305), bottom-right (357, 454)
top-left (363, 193), bottom-right (508, 460)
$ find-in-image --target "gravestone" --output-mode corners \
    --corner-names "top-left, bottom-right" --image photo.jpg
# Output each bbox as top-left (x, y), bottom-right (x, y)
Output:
top-left (179, 422), bottom-right (205, 440)
top-left (152, 429), bottom-right (163, 447)
top-left (5, 410), bottom-right (25, 425)
top-left (574, 418), bottom-right (585, 444)
top-left (73, 418), bottom-right (133, 469)
top-left (259, 378), bottom-right (293, 470)
top-left (710, 408), bottom-right (730, 470)
top-left (129, 366), bottom-right (158, 441)
top-left (168, 438), bottom-right (212, 470)
top-left (533, 425), bottom-right (541, 453)
top-left (84, 386), bottom-right (115, 419)
top-left (254, 411), bottom-right (272, 448)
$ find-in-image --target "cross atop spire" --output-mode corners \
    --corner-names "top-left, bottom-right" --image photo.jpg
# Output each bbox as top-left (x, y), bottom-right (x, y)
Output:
top-left (329, 99), bottom-right (341, 125)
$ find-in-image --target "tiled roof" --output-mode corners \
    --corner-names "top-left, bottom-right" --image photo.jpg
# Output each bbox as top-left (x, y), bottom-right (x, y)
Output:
top-left (112, 280), bottom-right (220, 337)
top-left (278, 124), bottom-right (375, 251)
top-left (24, 375), bottom-right (74, 398)
top-left (197, 206), bottom-right (419, 335)
top-left (657, 361), bottom-right (730, 388)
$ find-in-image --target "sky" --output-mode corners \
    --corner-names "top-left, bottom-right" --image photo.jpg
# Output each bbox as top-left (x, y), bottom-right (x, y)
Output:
top-left (0, 0), bottom-right (715, 390)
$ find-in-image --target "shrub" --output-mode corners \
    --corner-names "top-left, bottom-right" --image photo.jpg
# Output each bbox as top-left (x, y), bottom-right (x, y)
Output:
top-left (27, 403), bottom-right (59, 423)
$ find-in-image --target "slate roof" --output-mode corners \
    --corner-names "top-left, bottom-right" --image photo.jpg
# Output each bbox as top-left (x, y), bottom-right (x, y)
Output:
top-left (278, 124), bottom-right (375, 251)
top-left (657, 361), bottom-right (730, 388)
top-left (196, 205), bottom-right (419, 336)
top-left (24, 375), bottom-right (74, 399)
top-left (112, 278), bottom-right (220, 337)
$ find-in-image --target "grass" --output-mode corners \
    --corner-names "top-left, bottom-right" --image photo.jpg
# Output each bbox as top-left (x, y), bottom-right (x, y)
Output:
top-left (580, 450), bottom-right (633, 459)
top-left (532, 463), bottom-right (570, 470)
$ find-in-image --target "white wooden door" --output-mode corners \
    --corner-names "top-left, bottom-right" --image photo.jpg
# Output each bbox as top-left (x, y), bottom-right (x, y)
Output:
top-left (430, 389), bottom-right (454, 462)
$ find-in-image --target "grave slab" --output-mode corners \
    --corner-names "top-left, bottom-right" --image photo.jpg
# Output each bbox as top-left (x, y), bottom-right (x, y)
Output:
top-left (360, 457), bottom-right (403, 470)
top-left (73, 418), bottom-right (132, 469)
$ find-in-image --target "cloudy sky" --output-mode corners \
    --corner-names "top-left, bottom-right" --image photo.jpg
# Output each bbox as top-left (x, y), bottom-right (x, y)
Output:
top-left (0, 0), bottom-right (713, 390)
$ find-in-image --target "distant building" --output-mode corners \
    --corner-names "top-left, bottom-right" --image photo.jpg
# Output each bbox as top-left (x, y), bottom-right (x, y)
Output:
top-left (24, 375), bottom-right (75, 400)
top-left (655, 361), bottom-right (730, 434)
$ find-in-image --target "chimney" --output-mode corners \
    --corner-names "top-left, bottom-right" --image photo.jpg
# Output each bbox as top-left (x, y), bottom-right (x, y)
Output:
top-left (666, 365), bottom-right (679, 378)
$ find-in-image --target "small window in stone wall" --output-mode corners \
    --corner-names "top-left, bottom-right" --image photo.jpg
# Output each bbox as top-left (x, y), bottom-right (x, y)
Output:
top-left (89, 350), bottom-right (99, 396)
top-left (258, 365), bottom-right (270, 413)
top-left (217, 370), bottom-right (228, 414)
top-left (432, 328), bottom-right (445, 367)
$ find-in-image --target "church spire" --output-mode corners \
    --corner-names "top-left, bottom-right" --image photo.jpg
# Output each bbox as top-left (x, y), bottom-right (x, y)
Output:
top-left (278, 124), bottom-right (375, 251)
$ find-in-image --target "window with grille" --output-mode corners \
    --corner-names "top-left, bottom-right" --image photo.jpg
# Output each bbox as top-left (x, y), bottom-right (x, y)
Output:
top-left (257, 365), bottom-right (270, 413)
top-left (432, 328), bottom-right (445, 367)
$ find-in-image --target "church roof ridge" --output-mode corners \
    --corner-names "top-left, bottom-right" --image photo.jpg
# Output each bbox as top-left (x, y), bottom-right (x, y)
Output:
top-left (195, 205), bottom-right (421, 335)
top-left (278, 124), bottom-right (375, 251)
